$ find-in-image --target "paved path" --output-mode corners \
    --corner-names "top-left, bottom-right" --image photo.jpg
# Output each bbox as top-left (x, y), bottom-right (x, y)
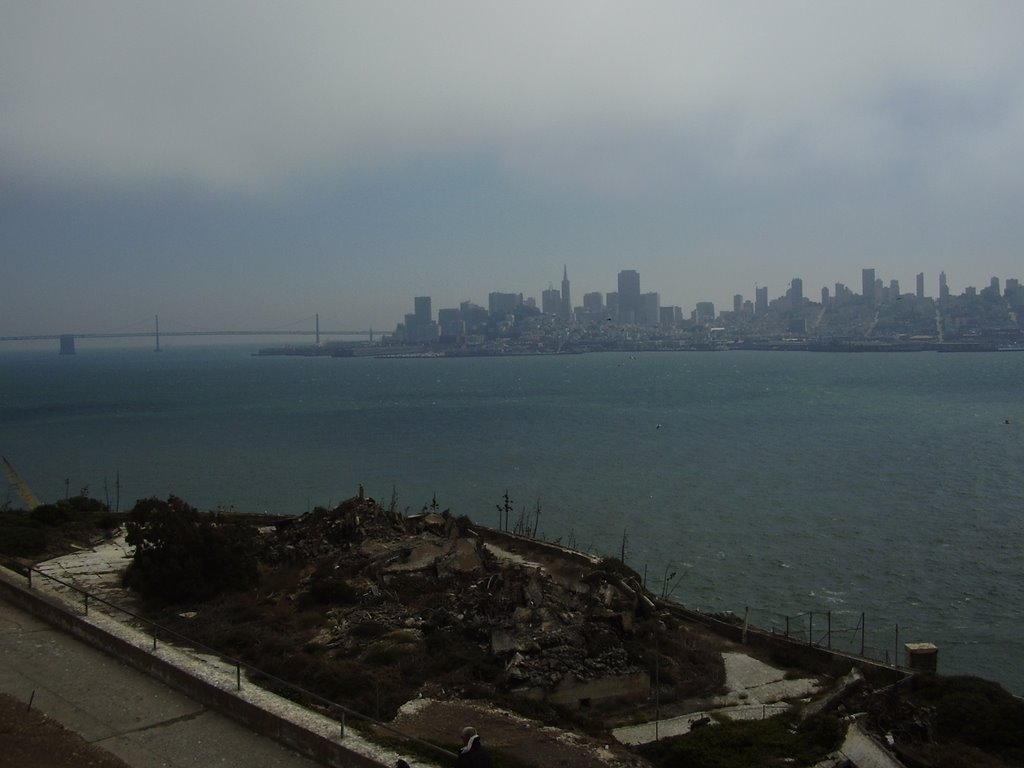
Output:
top-left (0, 597), bottom-right (326, 768)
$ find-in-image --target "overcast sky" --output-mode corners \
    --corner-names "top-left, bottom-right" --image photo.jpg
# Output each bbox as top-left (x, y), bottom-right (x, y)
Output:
top-left (3, 1), bottom-right (1023, 337)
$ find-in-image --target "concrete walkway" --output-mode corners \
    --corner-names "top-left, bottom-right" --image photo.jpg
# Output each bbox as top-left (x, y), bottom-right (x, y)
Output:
top-left (612, 652), bottom-right (822, 744)
top-left (0, 596), bottom-right (325, 768)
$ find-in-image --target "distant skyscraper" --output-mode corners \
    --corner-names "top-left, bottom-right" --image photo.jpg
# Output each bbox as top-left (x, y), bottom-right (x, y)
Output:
top-left (916, 272), bottom-right (925, 299)
top-left (407, 296), bottom-right (437, 343)
top-left (605, 292), bottom-right (619, 318)
top-left (755, 286), bottom-right (768, 315)
top-left (694, 302), bottom-right (715, 324)
top-left (790, 278), bottom-right (803, 309)
top-left (862, 269), bottom-right (876, 302)
top-left (640, 292), bottom-right (660, 326)
top-left (733, 294), bottom-right (743, 314)
top-left (560, 265), bottom-right (573, 322)
top-left (939, 271), bottom-right (949, 300)
top-left (583, 292), bottom-right (603, 312)
top-left (660, 306), bottom-right (682, 326)
top-left (437, 307), bottom-right (462, 337)
top-left (821, 286), bottom-right (830, 304)
top-left (414, 296), bottom-right (432, 324)
top-left (541, 287), bottom-right (561, 315)
top-left (990, 276), bottom-right (1000, 294)
top-left (617, 270), bottom-right (641, 323)
top-left (890, 279), bottom-right (900, 297)
top-left (488, 292), bottom-right (522, 315)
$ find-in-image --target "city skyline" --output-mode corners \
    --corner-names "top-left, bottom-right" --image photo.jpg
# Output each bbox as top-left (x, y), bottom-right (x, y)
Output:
top-left (399, 264), bottom-right (1015, 329)
top-left (3, 4), bottom-right (1024, 336)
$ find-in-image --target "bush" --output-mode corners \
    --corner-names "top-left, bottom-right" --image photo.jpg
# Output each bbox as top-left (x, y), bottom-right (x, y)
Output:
top-left (0, 515), bottom-right (47, 557)
top-left (122, 496), bottom-right (259, 604)
top-left (639, 712), bottom-right (846, 768)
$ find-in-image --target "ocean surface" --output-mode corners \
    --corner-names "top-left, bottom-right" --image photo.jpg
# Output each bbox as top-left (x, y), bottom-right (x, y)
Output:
top-left (2, 343), bottom-right (1022, 693)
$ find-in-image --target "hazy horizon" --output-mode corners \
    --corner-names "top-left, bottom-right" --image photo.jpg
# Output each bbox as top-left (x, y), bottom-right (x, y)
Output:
top-left (4, 2), bottom-right (1023, 336)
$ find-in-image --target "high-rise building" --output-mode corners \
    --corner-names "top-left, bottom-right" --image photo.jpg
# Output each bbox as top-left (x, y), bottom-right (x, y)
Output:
top-left (790, 278), bottom-right (803, 309)
top-left (862, 269), bottom-right (876, 302)
top-left (640, 292), bottom-right (660, 326)
top-left (755, 286), bottom-right (768, 315)
top-left (605, 292), bottom-right (619, 318)
top-left (916, 272), bottom-right (925, 299)
top-left (560, 265), bottom-right (573, 322)
top-left (414, 296), bottom-right (432, 324)
top-left (733, 294), bottom-right (743, 314)
top-left (488, 292), bottom-right (522, 315)
top-left (541, 287), bottom-right (561, 315)
top-left (821, 286), bottom-right (830, 304)
top-left (660, 306), bottom-right (682, 326)
top-left (617, 270), bottom-right (641, 323)
top-left (694, 302), bottom-right (715, 324)
top-left (437, 308), bottom-right (462, 338)
top-left (583, 292), bottom-right (603, 312)
top-left (406, 297), bottom-right (438, 343)
top-left (939, 271), bottom-right (949, 300)
top-left (890, 279), bottom-right (900, 298)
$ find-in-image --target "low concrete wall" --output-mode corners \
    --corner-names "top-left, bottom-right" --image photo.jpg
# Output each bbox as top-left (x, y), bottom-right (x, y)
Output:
top-left (0, 567), bottom-right (384, 768)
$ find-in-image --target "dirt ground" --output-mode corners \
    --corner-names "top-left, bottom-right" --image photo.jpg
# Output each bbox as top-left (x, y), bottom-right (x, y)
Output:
top-left (0, 693), bottom-right (130, 768)
top-left (384, 698), bottom-right (650, 768)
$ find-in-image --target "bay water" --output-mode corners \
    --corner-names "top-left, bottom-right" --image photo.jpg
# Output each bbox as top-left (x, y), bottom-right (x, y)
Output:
top-left (2, 344), bottom-right (1022, 693)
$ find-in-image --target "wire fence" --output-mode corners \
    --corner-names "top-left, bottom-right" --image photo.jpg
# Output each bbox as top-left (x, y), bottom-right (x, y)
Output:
top-left (16, 563), bottom-right (456, 762)
top-left (741, 605), bottom-right (911, 668)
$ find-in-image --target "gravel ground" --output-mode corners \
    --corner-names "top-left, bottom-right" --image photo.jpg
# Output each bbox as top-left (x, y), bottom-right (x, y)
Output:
top-left (0, 693), bottom-right (130, 768)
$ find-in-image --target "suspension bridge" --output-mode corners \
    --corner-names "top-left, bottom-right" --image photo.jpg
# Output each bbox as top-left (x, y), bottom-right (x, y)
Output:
top-left (0, 315), bottom-right (377, 354)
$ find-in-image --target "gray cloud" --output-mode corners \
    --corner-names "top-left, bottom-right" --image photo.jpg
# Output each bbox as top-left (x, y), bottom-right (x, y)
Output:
top-left (3, 1), bottom-right (1024, 334)
top-left (4, 2), bottom-right (1022, 197)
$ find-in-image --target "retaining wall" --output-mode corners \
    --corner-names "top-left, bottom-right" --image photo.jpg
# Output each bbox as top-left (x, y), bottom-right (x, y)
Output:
top-left (0, 566), bottom-right (384, 768)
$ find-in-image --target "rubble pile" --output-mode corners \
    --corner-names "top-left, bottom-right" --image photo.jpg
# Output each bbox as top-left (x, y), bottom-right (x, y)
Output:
top-left (261, 496), bottom-right (658, 706)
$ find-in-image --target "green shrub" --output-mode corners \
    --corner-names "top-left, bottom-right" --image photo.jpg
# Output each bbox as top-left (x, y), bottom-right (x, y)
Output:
top-left (639, 712), bottom-right (846, 768)
top-left (0, 523), bottom-right (48, 557)
top-left (122, 496), bottom-right (259, 604)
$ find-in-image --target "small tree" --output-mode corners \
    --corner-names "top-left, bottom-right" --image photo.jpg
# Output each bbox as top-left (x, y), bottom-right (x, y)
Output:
top-left (123, 496), bottom-right (259, 604)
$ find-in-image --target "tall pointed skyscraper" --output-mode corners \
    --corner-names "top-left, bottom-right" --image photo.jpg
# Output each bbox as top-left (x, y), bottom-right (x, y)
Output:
top-left (560, 265), bottom-right (574, 322)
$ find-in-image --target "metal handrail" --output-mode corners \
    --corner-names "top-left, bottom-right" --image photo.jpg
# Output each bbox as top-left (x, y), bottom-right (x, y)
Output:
top-left (25, 565), bottom-right (457, 761)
